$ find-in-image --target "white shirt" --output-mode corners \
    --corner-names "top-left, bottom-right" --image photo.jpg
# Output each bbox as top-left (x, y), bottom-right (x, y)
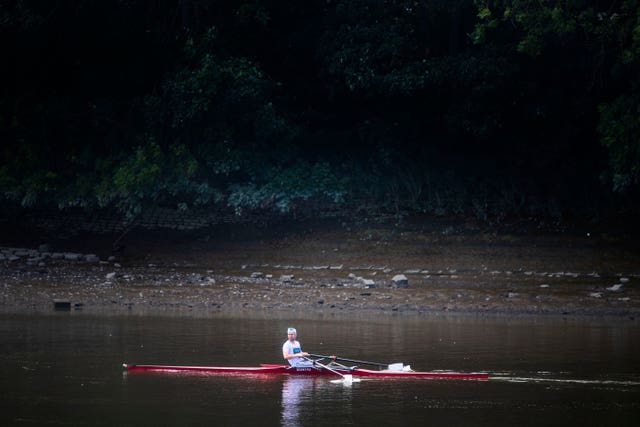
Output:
top-left (282, 340), bottom-right (310, 367)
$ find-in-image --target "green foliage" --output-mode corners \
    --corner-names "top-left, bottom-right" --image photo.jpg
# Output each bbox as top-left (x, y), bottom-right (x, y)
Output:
top-left (144, 26), bottom-right (272, 136)
top-left (318, 0), bottom-right (473, 96)
top-left (228, 161), bottom-right (347, 215)
top-left (92, 140), bottom-right (218, 218)
top-left (235, 3), bottom-right (271, 27)
top-left (473, 0), bottom-right (580, 55)
top-left (1, 0), bottom-right (639, 223)
top-left (320, 7), bottom-right (411, 92)
top-left (254, 102), bottom-right (301, 144)
top-left (473, 0), bottom-right (640, 57)
top-left (0, 142), bottom-right (58, 208)
top-left (474, 0), bottom-right (640, 194)
top-left (598, 91), bottom-right (640, 192)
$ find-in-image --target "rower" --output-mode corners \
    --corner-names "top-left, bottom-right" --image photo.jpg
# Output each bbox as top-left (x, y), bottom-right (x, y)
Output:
top-left (282, 327), bottom-right (313, 368)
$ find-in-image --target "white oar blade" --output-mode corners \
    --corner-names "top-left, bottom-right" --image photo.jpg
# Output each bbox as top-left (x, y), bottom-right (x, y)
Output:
top-left (330, 374), bottom-right (361, 385)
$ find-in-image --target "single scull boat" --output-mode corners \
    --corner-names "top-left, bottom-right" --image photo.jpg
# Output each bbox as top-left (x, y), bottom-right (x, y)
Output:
top-left (123, 358), bottom-right (488, 380)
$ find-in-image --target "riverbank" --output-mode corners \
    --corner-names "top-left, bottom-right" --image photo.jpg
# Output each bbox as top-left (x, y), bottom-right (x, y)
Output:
top-left (1, 218), bottom-right (639, 319)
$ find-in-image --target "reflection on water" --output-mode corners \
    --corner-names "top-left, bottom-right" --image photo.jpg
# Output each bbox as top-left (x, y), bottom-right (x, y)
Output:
top-left (1, 312), bottom-right (639, 426)
top-left (281, 376), bottom-right (357, 426)
top-left (281, 377), bottom-right (308, 426)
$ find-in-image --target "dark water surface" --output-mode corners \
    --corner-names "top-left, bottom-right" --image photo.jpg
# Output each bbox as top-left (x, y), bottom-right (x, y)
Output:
top-left (1, 312), bottom-right (639, 426)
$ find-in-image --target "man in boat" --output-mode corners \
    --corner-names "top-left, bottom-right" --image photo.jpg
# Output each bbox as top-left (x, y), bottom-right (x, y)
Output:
top-left (282, 327), bottom-right (313, 367)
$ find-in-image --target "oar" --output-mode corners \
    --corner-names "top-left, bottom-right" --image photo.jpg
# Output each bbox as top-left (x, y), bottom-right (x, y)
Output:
top-left (309, 353), bottom-right (403, 370)
top-left (303, 357), bottom-right (359, 385)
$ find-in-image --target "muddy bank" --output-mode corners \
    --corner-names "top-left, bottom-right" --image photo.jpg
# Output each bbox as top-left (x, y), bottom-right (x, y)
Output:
top-left (1, 220), bottom-right (639, 318)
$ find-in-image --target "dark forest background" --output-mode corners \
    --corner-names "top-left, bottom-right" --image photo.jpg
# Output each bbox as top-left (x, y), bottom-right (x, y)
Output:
top-left (1, 0), bottom-right (639, 227)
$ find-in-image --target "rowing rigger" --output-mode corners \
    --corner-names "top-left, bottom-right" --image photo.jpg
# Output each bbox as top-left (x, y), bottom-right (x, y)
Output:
top-left (123, 355), bottom-right (489, 380)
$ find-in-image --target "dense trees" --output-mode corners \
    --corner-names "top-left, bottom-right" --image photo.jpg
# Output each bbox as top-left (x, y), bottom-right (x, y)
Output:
top-left (474, 0), bottom-right (640, 194)
top-left (1, 1), bottom-right (638, 222)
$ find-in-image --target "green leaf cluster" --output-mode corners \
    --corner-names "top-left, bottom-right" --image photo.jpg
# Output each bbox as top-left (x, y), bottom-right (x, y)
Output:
top-left (1, 0), bottom-right (639, 223)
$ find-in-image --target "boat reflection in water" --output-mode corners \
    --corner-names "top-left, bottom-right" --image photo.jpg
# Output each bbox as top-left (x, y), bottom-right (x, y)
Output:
top-left (280, 375), bottom-right (356, 426)
top-left (281, 377), bottom-right (308, 427)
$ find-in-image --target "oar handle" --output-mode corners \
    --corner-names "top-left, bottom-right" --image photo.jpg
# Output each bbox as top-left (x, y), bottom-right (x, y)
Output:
top-left (309, 353), bottom-right (390, 367)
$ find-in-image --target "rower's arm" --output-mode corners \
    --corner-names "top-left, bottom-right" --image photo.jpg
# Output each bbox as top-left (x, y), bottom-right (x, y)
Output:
top-left (283, 350), bottom-right (309, 360)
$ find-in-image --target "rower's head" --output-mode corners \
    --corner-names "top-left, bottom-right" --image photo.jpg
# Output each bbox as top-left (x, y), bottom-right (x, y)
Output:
top-left (287, 327), bottom-right (297, 341)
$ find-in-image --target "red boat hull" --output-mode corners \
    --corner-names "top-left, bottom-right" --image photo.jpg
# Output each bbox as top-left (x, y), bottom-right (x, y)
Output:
top-left (123, 363), bottom-right (488, 380)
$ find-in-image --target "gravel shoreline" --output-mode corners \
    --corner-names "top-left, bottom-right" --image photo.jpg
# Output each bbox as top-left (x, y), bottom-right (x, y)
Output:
top-left (2, 234), bottom-right (639, 319)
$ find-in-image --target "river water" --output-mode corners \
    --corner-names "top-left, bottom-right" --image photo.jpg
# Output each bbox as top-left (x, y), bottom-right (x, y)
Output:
top-left (1, 311), bottom-right (638, 426)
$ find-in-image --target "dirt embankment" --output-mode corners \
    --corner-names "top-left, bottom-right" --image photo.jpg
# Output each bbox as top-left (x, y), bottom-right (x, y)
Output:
top-left (1, 220), bottom-right (639, 318)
